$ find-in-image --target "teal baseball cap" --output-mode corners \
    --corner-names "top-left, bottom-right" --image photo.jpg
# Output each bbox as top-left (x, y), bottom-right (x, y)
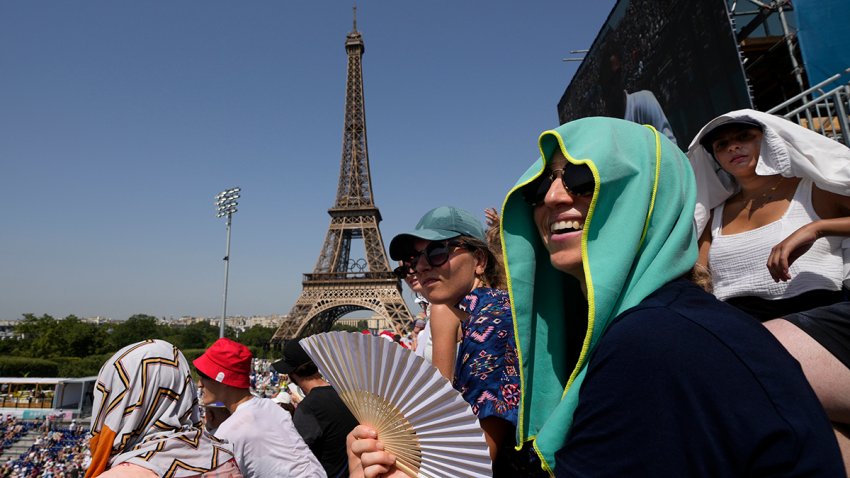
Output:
top-left (389, 206), bottom-right (486, 260)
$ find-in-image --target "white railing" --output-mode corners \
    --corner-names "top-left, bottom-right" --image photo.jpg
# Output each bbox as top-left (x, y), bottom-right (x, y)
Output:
top-left (767, 68), bottom-right (850, 145)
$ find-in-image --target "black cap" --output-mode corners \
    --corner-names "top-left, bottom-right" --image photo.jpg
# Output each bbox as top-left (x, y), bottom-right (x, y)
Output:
top-left (271, 339), bottom-right (313, 375)
top-left (699, 118), bottom-right (764, 153)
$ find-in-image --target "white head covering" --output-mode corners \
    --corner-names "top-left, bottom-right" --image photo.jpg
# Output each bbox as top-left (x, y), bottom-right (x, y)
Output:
top-left (87, 340), bottom-right (237, 477)
top-left (272, 392), bottom-right (291, 405)
top-left (687, 108), bottom-right (850, 235)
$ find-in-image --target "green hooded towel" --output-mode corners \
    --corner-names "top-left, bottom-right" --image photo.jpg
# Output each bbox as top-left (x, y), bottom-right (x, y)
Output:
top-left (501, 117), bottom-right (697, 472)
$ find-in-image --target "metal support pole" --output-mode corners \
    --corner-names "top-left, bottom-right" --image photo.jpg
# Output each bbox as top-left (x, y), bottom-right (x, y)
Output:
top-left (836, 86), bottom-right (850, 146)
top-left (776, 0), bottom-right (806, 93)
top-left (215, 186), bottom-right (240, 339)
top-left (221, 213), bottom-right (233, 338)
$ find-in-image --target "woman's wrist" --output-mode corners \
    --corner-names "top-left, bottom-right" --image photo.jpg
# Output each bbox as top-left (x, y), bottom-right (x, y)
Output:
top-left (805, 220), bottom-right (824, 239)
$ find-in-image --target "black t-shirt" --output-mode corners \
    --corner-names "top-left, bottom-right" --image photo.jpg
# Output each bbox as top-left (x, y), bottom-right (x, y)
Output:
top-left (293, 385), bottom-right (359, 478)
top-left (555, 280), bottom-right (843, 477)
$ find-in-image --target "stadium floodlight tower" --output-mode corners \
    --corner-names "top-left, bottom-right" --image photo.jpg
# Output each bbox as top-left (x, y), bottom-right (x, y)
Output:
top-left (215, 187), bottom-right (241, 338)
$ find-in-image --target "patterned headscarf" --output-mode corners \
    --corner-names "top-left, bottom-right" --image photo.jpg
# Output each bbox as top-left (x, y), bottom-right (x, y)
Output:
top-left (86, 340), bottom-right (236, 477)
top-left (501, 117), bottom-right (697, 471)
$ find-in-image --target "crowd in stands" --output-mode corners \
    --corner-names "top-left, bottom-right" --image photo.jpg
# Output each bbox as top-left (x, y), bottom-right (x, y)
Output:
top-left (249, 358), bottom-right (281, 399)
top-left (1, 417), bottom-right (90, 478)
top-left (1, 416), bottom-right (34, 455)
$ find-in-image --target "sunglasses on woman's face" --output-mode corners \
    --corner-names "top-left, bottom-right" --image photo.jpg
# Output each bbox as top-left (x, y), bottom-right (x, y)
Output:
top-left (393, 239), bottom-right (467, 279)
top-left (523, 162), bottom-right (595, 206)
top-left (393, 262), bottom-right (415, 280)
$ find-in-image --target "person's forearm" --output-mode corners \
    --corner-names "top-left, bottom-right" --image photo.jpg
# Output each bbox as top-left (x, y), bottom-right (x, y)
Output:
top-left (429, 304), bottom-right (464, 380)
top-left (806, 217), bottom-right (850, 238)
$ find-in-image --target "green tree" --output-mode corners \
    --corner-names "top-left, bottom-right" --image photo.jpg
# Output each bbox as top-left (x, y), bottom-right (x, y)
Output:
top-left (107, 314), bottom-right (162, 351)
top-left (14, 314), bottom-right (62, 358)
top-left (11, 314), bottom-right (105, 359)
top-left (164, 321), bottom-right (220, 350)
top-left (237, 325), bottom-right (276, 348)
top-left (0, 337), bottom-right (15, 356)
top-left (13, 314), bottom-right (40, 354)
top-left (331, 322), bottom-right (361, 333)
top-left (0, 356), bottom-right (59, 377)
top-left (63, 315), bottom-right (107, 357)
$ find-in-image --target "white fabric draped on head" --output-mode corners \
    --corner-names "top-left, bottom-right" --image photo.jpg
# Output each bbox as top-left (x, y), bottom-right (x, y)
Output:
top-left (687, 108), bottom-right (850, 235)
top-left (88, 339), bottom-right (236, 477)
top-left (687, 108), bottom-right (850, 286)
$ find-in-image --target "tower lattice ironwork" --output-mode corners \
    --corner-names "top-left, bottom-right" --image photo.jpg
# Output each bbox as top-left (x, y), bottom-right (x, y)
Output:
top-left (272, 12), bottom-right (412, 342)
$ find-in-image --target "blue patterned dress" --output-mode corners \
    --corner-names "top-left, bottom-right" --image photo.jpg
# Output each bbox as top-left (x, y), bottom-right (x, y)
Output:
top-left (453, 287), bottom-right (520, 426)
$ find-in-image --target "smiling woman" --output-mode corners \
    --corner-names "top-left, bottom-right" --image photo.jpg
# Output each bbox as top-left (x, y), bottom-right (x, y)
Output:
top-left (348, 206), bottom-right (545, 477)
top-left (499, 116), bottom-right (842, 475)
top-left (529, 151), bottom-right (595, 282)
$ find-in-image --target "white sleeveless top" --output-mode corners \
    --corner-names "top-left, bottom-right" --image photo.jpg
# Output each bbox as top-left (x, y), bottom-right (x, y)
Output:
top-left (709, 179), bottom-right (844, 301)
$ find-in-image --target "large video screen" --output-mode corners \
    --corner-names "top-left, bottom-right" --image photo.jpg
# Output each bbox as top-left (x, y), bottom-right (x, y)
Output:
top-left (557, 0), bottom-right (752, 148)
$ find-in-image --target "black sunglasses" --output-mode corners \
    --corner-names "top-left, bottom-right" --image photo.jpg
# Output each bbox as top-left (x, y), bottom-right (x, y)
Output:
top-left (393, 239), bottom-right (468, 279)
top-left (393, 262), bottom-right (415, 280)
top-left (523, 162), bottom-right (595, 206)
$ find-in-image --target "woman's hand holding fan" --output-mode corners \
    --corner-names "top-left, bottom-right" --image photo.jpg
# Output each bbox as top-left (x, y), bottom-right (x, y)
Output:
top-left (301, 331), bottom-right (492, 478)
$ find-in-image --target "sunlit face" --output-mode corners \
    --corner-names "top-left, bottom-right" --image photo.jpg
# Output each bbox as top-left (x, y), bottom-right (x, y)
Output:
top-left (711, 126), bottom-right (763, 176)
top-left (401, 263), bottom-right (422, 292)
top-left (533, 150), bottom-right (593, 279)
top-left (196, 373), bottom-right (220, 406)
top-left (412, 238), bottom-right (484, 305)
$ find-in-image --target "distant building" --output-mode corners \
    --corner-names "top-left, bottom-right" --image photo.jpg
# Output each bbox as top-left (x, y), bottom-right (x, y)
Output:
top-left (167, 314), bottom-right (287, 332)
top-left (0, 320), bottom-right (20, 340)
top-left (81, 316), bottom-right (116, 325)
top-left (337, 314), bottom-right (397, 333)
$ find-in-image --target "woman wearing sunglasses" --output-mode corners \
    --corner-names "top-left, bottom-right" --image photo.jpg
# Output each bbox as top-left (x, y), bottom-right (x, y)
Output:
top-left (499, 117), bottom-right (842, 476)
top-left (393, 260), bottom-right (464, 380)
top-left (349, 206), bottom-right (543, 477)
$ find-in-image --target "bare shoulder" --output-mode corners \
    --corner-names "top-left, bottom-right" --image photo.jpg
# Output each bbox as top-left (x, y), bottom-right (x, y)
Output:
top-left (812, 184), bottom-right (850, 218)
top-left (429, 303), bottom-right (465, 323)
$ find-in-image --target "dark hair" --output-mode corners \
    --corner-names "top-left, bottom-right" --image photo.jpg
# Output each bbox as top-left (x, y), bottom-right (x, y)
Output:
top-left (290, 361), bottom-right (319, 378)
top-left (459, 236), bottom-right (506, 290)
top-left (278, 401), bottom-right (295, 417)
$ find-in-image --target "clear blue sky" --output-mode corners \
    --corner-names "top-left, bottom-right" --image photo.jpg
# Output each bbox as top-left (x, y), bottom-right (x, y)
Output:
top-left (1, 1), bottom-right (615, 321)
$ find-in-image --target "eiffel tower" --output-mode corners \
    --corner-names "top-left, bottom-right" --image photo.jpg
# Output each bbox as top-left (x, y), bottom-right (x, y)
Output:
top-left (271, 10), bottom-right (412, 342)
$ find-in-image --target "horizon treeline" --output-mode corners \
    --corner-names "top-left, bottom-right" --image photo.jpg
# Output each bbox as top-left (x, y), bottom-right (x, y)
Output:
top-left (0, 314), bottom-right (364, 377)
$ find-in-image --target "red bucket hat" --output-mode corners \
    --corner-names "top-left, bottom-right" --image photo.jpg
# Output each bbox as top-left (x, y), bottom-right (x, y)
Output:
top-left (193, 338), bottom-right (252, 389)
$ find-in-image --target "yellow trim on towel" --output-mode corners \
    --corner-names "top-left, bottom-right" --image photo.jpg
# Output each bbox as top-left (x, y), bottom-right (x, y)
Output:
top-left (546, 132), bottom-right (600, 404)
top-left (501, 152), bottom-right (545, 448)
top-left (639, 125), bottom-right (662, 248)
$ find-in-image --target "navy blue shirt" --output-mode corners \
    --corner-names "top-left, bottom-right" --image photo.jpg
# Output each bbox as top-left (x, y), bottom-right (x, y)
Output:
top-left (556, 280), bottom-right (842, 477)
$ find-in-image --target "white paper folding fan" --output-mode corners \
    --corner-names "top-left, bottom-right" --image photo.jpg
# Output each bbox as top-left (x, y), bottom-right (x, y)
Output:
top-left (300, 331), bottom-right (492, 478)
